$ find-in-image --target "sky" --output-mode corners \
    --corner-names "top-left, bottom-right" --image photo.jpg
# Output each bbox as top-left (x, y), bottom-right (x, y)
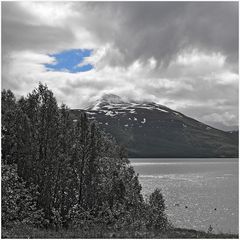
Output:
top-left (1, 1), bottom-right (239, 131)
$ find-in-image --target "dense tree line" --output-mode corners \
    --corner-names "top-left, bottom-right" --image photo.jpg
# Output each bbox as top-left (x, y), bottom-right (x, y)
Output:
top-left (2, 84), bottom-right (169, 233)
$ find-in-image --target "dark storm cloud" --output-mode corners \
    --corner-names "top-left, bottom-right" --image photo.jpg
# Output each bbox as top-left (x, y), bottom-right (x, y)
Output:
top-left (77, 2), bottom-right (238, 68)
top-left (1, 1), bottom-right (238, 130)
top-left (2, 1), bottom-right (238, 66)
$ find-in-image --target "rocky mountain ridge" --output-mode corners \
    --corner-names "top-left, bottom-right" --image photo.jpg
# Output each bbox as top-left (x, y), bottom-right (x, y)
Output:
top-left (70, 94), bottom-right (238, 158)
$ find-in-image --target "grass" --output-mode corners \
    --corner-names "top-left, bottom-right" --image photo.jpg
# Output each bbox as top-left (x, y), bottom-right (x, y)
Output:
top-left (2, 224), bottom-right (238, 239)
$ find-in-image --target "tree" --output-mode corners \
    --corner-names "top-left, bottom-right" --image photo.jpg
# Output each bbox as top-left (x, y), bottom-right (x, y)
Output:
top-left (15, 84), bottom-right (61, 222)
top-left (2, 84), bottom-right (169, 233)
top-left (2, 164), bottom-right (44, 228)
top-left (147, 188), bottom-right (169, 230)
top-left (1, 89), bottom-right (18, 164)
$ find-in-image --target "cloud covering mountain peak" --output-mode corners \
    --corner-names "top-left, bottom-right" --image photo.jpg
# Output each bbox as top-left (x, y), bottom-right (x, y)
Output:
top-left (1, 2), bottom-right (238, 131)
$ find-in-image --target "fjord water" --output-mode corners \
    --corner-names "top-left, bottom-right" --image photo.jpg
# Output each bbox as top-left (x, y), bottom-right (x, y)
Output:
top-left (130, 158), bottom-right (238, 234)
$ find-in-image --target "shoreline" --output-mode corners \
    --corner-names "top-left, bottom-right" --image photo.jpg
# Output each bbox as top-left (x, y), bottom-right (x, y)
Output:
top-left (2, 225), bottom-right (239, 239)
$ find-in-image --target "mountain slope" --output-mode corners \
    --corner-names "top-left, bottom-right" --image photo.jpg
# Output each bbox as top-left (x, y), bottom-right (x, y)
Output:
top-left (70, 94), bottom-right (238, 158)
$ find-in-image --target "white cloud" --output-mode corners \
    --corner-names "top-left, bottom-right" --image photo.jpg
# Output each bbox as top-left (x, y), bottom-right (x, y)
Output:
top-left (19, 2), bottom-right (75, 27)
top-left (201, 112), bottom-right (237, 127)
top-left (2, 2), bottom-right (238, 130)
top-left (176, 50), bottom-right (225, 67)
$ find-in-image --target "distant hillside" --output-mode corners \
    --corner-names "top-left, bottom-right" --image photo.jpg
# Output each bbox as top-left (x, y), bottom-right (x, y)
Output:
top-left (70, 94), bottom-right (238, 158)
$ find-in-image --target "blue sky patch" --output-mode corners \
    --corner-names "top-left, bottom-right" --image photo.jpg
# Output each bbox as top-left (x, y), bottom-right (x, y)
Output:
top-left (44, 49), bottom-right (94, 73)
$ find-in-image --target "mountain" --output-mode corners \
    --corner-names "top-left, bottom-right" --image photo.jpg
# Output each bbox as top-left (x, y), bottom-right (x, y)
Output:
top-left (70, 94), bottom-right (238, 158)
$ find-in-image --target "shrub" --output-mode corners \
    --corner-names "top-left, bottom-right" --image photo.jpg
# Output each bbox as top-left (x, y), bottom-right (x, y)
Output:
top-left (1, 164), bottom-right (45, 228)
top-left (146, 188), bottom-right (170, 231)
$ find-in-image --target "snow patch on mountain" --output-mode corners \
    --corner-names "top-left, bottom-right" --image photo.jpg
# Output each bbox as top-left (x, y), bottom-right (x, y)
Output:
top-left (141, 118), bottom-right (146, 124)
top-left (129, 109), bottom-right (136, 114)
top-left (105, 111), bottom-right (114, 116)
top-left (90, 102), bottom-right (101, 111)
top-left (157, 108), bottom-right (168, 113)
top-left (174, 112), bottom-right (182, 117)
top-left (86, 94), bottom-right (175, 119)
